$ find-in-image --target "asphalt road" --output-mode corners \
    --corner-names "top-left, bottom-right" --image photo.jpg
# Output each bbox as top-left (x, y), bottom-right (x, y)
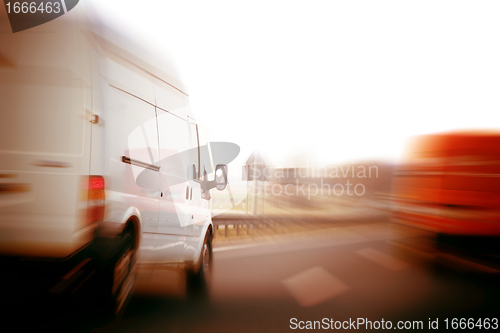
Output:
top-left (7, 220), bottom-right (500, 332)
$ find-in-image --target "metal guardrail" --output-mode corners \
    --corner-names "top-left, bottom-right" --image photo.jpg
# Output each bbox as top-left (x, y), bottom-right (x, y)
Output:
top-left (212, 210), bottom-right (391, 238)
top-left (212, 215), bottom-right (285, 237)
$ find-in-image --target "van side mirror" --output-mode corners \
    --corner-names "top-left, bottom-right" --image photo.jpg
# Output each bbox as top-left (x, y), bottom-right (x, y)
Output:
top-left (200, 164), bottom-right (228, 193)
top-left (214, 164), bottom-right (228, 191)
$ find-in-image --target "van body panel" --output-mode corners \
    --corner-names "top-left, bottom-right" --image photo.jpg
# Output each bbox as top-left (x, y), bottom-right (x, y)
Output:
top-left (155, 108), bottom-right (191, 262)
top-left (154, 82), bottom-right (187, 119)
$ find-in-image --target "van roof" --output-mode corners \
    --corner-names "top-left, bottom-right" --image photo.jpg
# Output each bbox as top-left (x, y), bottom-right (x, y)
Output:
top-left (0, 2), bottom-right (189, 95)
top-left (81, 3), bottom-right (189, 96)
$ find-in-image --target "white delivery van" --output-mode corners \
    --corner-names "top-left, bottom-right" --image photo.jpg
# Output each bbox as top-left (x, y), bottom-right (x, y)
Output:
top-left (0, 3), bottom-right (227, 313)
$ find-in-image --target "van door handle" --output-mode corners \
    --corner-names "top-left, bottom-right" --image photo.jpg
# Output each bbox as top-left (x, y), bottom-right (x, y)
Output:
top-left (185, 185), bottom-right (190, 200)
top-left (190, 187), bottom-right (193, 200)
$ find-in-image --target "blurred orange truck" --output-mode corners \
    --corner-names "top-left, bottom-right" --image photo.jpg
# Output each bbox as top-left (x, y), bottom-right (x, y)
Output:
top-left (392, 131), bottom-right (500, 266)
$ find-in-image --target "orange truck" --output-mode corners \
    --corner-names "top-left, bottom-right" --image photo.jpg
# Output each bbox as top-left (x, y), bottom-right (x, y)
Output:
top-left (392, 131), bottom-right (500, 266)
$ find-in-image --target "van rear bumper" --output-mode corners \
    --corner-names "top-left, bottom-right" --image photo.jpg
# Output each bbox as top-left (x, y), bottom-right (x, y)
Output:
top-left (0, 215), bottom-right (95, 259)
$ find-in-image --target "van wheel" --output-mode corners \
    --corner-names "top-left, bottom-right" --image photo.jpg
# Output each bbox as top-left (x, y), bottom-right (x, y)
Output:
top-left (94, 230), bottom-right (136, 318)
top-left (186, 234), bottom-right (212, 299)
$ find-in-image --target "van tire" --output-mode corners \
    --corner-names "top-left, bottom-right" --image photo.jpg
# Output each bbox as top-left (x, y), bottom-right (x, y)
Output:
top-left (94, 230), bottom-right (136, 318)
top-left (186, 233), bottom-right (212, 299)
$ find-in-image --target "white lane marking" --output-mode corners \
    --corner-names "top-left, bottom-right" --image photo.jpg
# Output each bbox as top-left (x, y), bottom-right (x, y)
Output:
top-left (282, 266), bottom-right (350, 307)
top-left (61, 0), bottom-right (68, 13)
top-left (214, 231), bottom-right (370, 261)
top-left (356, 247), bottom-right (409, 271)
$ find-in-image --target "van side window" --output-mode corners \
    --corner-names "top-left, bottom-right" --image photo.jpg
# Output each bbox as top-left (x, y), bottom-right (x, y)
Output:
top-left (157, 110), bottom-right (190, 180)
top-left (198, 129), bottom-right (214, 177)
top-left (190, 123), bottom-right (200, 180)
top-left (198, 129), bottom-right (214, 200)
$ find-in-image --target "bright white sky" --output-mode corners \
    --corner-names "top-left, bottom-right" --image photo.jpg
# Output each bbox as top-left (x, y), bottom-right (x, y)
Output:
top-left (90, 0), bottom-right (500, 167)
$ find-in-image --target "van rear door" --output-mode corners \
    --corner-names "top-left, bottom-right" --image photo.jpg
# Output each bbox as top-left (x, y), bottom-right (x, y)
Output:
top-left (0, 14), bottom-right (92, 258)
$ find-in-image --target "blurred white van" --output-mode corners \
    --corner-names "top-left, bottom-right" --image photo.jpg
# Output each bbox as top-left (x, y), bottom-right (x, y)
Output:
top-left (0, 3), bottom-right (227, 313)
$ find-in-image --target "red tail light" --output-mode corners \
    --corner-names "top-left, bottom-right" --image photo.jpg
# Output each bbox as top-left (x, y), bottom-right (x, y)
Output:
top-left (82, 176), bottom-right (105, 226)
top-left (89, 176), bottom-right (105, 191)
